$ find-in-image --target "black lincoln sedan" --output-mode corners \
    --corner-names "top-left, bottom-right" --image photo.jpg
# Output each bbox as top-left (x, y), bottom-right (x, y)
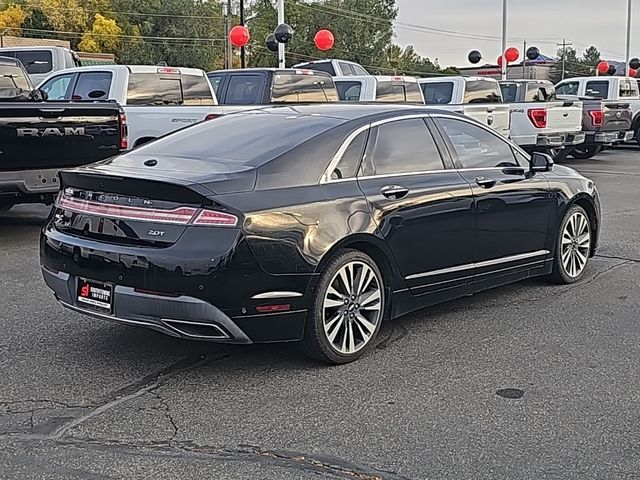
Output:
top-left (41, 104), bottom-right (600, 364)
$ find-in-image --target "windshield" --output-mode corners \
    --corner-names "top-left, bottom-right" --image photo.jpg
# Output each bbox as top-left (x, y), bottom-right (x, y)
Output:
top-left (0, 65), bottom-right (31, 90)
top-left (271, 73), bottom-right (338, 102)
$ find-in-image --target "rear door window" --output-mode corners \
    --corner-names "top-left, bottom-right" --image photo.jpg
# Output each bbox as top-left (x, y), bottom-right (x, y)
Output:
top-left (338, 62), bottom-right (355, 76)
top-left (585, 81), bottom-right (609, 99)
top-left (361, 118), bottom-right (443, 176)
top-left (40, 73), bottom-right (74, 100)
top-left (181, 74), bottom-right (215, 105)
top-left (207, 74), bottom-right (223, 96)
top-left (422, 82), bottom-right (454, 104)
top-left (225, 74), bottom-right (264, 104)
top-left (12, 50), bottom-right (52, 75)
top-left (71, 71), bottom-right (112, 100)
top-left (464, 80), bottom-right (502, 103)
top-left (271, 73), bottom-right (337, 102)
top-left (376, 81), bottom-right (423, 103)
top-left (336, 81), bottom-right (362, 101)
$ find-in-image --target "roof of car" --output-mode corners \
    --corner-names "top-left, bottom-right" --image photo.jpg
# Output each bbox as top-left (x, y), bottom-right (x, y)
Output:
top-left (238, 103), bottom-right (452, 121)
top-left (333, 75), bottom-right (419, 83)
top-left (419, 76), bottom-right (499, 83)
top-left (40, 65), bottom-right (206, 76)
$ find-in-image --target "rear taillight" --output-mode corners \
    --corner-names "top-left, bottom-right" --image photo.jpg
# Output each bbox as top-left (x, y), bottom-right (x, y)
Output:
top-left (56, 194), bottom-right (238, 227)
top-left (204, 114), bottom-right (221, 121)
top-left (589, 110), bottom-right (604, 127)
top-left (119, 111), bottom-right (129, 150)
top-left (527, 108), bottom-right (547, 128)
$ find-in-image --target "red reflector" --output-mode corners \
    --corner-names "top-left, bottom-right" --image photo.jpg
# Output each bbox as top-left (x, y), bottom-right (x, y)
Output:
top-left (157, 67), bottom-right (179, 74)
top-left (589, 110), bottom-right (604, 126)
top-left (119, 111), bottom-right (128, 150)
top-left (256, 304), bottom-right (291, 313)
top-left (193, 210), bottom-right (238, 226)
top-left (204, 114), bottom-right (220, 121)
top-left (58, 196), bottom-right (198, 224)
top-left (527, 108), bottom-right (547, 128)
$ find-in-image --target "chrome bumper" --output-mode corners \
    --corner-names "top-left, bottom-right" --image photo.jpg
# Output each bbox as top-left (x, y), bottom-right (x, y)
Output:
top-left (592, 130), bottom-right (634, 143)
top-left (536, 132), bottom-right (586, 147)
top-left (41, 267), bottom-right (253, 344)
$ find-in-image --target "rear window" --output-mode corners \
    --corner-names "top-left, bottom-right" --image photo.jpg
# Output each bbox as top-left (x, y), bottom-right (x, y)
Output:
top-left (585, 81), bottom-right (609, 99)
top-left (525, 83), bottom-right (555, 102)
top-left (499, 83), bottom-right (519, 103)
top-left (271, 73), bottom-right (337, 102)
top-left (376, 81), bottom-right (423, 103)
top-left (9, 50), bottom-right (52, 75)
top-left (294, 62), bottom-right (336, 76)
top-left (134, 111), bottom-right (342, 166)
top-left (224, 74), bottom-right (264, 104)
top-left (464, 80), bottom-right (502, 103)
top-left (619, 79), bottom-right (638, 98)
top-left (422, 82), bottom-right (454, 104)
top-left (127, 73), bottom-right (214, 105)
top-left (336, 80), bottom-right (362, 101)
top-left (0, 65), bottom-right (31, 90)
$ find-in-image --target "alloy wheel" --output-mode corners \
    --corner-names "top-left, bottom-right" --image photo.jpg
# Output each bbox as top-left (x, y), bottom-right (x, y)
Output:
top-left (560, 211), bottom-right (591, 278)
top-left (322, 261), bottom-right (383, 355)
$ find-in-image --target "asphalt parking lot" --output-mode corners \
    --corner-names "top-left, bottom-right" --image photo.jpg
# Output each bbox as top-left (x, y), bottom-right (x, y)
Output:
top-left (1, 148), bottom-right (639, 479)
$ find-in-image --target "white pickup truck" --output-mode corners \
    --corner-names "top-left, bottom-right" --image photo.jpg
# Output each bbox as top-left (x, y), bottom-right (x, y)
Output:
top-left (555, 76), bottom-right (640, 140)
top-left (334, 75), bottom-right (424, 103)
top-left (38, 65), bottom-right (221, 148)
top-left (418, 76), bottom-right (510, 137)
top-left (500, 79), bottom-right (585, 157)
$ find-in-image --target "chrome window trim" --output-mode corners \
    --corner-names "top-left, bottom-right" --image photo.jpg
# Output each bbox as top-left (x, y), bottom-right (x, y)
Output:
top-left (405, 250), bottom-right (550, 281)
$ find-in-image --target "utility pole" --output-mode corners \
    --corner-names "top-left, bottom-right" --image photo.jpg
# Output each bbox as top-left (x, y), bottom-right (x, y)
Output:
top-left (557, 38), bottom-right (573, 80)
top-left (625, 0), bottom-right (632, 75)
top-left (240, 0), bottom-right (245, 69)
top-left (277, 0), bottom-right (285, 68)
top-left (523, 40), bottom-right (527, 78)
top-left (225, 0), bottom-right (232, 69)
top-left (501, 0), bottom-right (507, 80)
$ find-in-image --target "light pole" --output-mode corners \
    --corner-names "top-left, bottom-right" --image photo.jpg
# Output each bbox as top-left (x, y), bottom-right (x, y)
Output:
top-left (277, 0), bottom-right (285, 68)
top-left (625, 0), bottom-right (632, 75)
top-left (501, 0), bottom-right (507, 80)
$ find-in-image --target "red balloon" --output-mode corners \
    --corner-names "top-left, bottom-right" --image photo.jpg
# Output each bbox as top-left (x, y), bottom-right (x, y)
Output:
top-left (505, 47), bottom-right (519, 63)
top-left (630, 69), bottom-right (638, 78)
top-left (497, 56), bottom-right (504, 67)
top-left (314, 29), bottom-right (335, 51)
top-left (597, 62), bottom-right (610, 74)
top-left (229, 25), bottom-right (250, 48)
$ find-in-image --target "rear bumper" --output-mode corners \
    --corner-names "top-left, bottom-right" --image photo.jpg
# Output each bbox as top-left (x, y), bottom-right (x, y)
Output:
top-left (536, 132), bottom-right (586, 147)
top-left (587, 130), bottom-right (634, 144)
top-left (0, 168), bottom-right (61, 197)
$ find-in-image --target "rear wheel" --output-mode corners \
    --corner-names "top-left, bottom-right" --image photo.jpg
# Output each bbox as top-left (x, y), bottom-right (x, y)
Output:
top-left (302, 249), bottom-right (385, 364)
top-left (570, 145), bottom-right (602, 160)
top-left (549, 205), bottom-right (592, 284)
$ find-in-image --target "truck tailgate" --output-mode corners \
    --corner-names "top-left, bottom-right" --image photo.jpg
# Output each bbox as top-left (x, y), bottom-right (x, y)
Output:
top-left (546, 101), bottom-right (582, 132)
top-left (602, 101), bottom-right (632, 132)
top-left (462, 104), bottom-right (510, 137)
top-left (0, 102), bottom-right (121, 172)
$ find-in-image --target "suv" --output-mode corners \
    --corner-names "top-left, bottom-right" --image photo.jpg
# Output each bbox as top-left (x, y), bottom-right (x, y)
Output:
top-left (292, 59), bottom-right (369, 77)
top-left (207, 68), bottom-right (338, 105)
top-left (0, 46), bottom-right (80, 86)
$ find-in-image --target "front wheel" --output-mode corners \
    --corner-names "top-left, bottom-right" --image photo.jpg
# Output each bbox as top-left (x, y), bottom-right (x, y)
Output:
top-left (549, 205), bottom-right (592, 284)
top-left (570, 145), bottom-right (602, 160)
top-left (302, 249), bottom-right (385, 364)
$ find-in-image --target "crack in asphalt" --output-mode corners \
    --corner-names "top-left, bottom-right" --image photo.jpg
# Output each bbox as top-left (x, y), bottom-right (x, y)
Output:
top-left (595, 254), bottom-right (640, 263)
top-left (150, 390), bottom-right (178, 444)
top-left (376, 321), bottom-right (408, 351)
top-left (52, 437), bottom-right (413, 480)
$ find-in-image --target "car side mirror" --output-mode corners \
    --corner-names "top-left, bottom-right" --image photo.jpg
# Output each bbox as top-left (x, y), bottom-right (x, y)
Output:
top-left (530, 152), bottom-right (554, 173)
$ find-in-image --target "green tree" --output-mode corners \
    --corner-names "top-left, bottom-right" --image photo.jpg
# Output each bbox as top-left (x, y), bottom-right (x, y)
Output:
top-left (582, 46), bottom-right (601, 66)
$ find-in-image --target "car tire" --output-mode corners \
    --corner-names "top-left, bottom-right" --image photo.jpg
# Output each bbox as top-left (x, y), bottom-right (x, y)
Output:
top-left (570, 145), bottom-right (602, 160)
top-left (302, 249), bottom-right (385, 364)
top-left (549, 205), bottom-right (592, 284)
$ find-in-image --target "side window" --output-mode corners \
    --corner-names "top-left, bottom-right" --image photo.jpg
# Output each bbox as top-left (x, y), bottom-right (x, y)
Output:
top-left (182, 75), bottom-right (215, 105)
top-left (331, 130), bottom-right (368, 180)
top-left (339, 62), bottom-right (355, 76)
top-left (40, 73), bottom-right (74, 100)
top-left (352, 65), bottom-right (369, 76)
top-left (585, 81), bottom-right (609, 99)
top-left (361, 118), bottom-right (443, 176)
top-left (225, 74), bottom-right (263, 104)
top-left (555, 81), bottom-right (579, 96)
top-left (438, 117), bottom-right (518, 169)
top-left (72, 71), bottom-right (112, 100)
top-left (335, 81), bottom-right (362, 101)
top-left (421, 82), bottom-right (454, 105)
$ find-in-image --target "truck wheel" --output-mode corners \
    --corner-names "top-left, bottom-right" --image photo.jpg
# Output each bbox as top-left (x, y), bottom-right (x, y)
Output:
top-left (570, 145), bottom-right (602, 160)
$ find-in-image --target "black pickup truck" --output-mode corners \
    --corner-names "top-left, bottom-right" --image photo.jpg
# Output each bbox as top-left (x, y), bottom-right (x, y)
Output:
top-left (0, 60), bottom-right (126, 210)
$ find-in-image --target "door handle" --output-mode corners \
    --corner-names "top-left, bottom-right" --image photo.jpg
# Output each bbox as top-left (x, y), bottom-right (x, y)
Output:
top-left (380, 185), bottom-right (409, 199)
top-left (475, 176), bottom-right (497, 189)
top-left (502, 166), bottom-right (526, 176)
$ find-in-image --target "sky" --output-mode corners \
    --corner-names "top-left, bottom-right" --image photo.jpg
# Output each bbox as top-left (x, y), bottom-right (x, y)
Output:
top-left (394, 0), bottom-right (636, 67)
